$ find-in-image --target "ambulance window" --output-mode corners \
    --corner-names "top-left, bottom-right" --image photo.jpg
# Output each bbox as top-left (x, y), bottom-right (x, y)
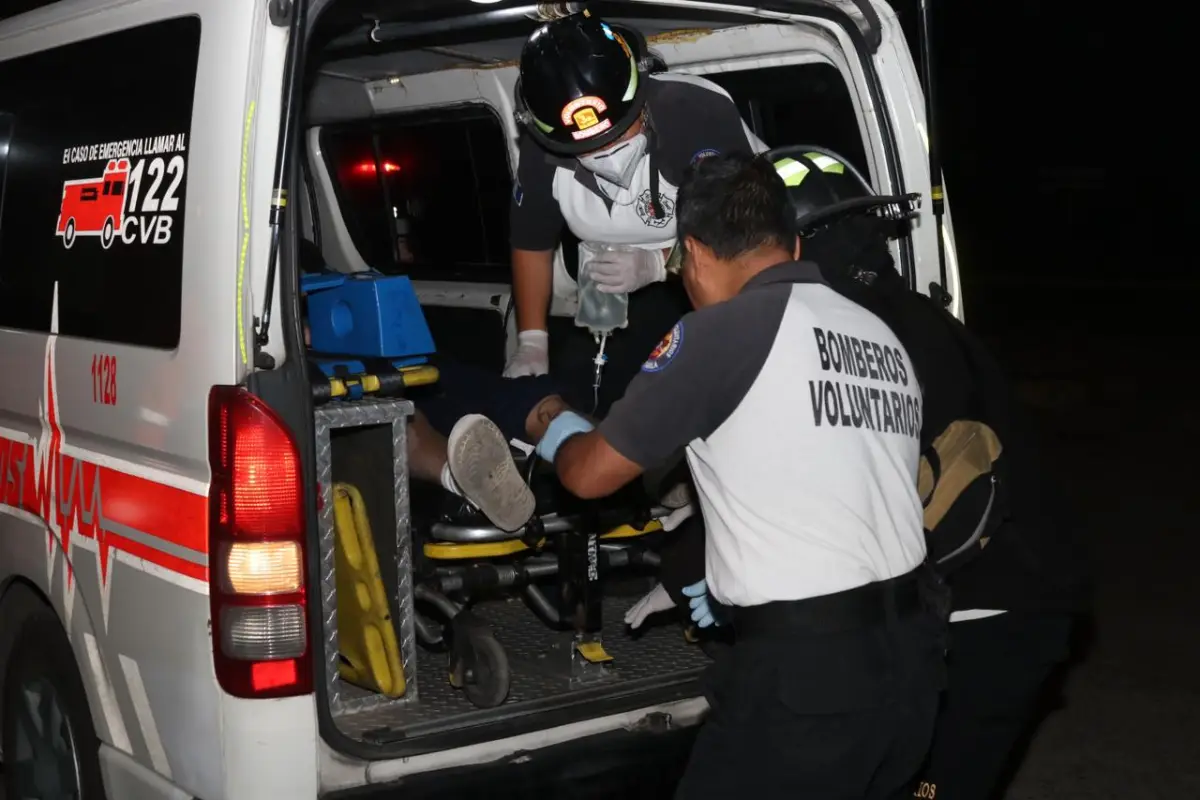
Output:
top-left (0, 17), bottom-right (200, 349)
top-left (706, 63), bottom-right (870, 178)
top-left (322, 105), bottom-right (512, 282)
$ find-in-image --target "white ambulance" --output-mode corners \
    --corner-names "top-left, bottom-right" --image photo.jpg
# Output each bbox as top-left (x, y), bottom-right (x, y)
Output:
top-left (0, 1), bottom-right (963, 798)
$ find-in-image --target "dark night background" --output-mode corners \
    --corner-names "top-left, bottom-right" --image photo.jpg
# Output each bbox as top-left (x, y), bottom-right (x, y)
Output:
top-left (901, 7), bottom-right (1200, 794)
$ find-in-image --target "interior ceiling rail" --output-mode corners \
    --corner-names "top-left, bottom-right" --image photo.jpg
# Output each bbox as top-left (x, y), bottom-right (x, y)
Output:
top-left (324, 1), bottom-right (882, 55)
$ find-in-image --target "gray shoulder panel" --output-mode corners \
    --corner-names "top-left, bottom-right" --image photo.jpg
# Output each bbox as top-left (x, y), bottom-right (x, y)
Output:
top-left (598, 284), bottom-right (790, 467)
top-left (647, 75), bottom-right (755, 187)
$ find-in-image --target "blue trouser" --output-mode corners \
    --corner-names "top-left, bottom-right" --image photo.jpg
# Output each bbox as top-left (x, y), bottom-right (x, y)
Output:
top-left (414, 360), bottom-right (562, 443)
top-left (417, 280), bottom-right (690, 435)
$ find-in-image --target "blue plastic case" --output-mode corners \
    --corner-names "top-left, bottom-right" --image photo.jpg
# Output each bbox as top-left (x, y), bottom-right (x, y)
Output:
top-left (302, 271), bottom-right (436, 360)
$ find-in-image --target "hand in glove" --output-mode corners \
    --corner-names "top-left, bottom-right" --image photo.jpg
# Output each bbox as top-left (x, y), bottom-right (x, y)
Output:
top-left (624, 583), bottom-right (677, 630)
top-left (588, 247), bottom-right (666, 294)
top-left (503, 330), bottom-right (549, 378)
top-left (682, 579), bottom-right (720, 628)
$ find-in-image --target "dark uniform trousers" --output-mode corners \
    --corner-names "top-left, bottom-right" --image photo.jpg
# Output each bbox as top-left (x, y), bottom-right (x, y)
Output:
top-left (913, 612), bottom-right (1075, 800)
top-left (675, 570), bottom-right (949, 800)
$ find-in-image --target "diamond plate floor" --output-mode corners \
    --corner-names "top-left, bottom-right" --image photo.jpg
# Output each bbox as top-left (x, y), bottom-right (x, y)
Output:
top-left (332, 594), bottom-right (710, 741)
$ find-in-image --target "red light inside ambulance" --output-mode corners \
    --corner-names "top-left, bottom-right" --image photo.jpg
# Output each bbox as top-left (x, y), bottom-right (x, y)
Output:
top-left (354, 160), bottom-right (400, 176)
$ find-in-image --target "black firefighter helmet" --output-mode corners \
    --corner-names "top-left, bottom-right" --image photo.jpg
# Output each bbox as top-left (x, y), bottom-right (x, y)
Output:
top-left (516, 11), bottom-right (651, 156)
top-left (765, 145), bottom-right (920, 236)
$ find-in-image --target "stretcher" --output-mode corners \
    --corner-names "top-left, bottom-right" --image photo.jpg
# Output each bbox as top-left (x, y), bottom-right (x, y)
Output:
top-left (307, 270), bottom-right (685, 709)
top-left (412, 457), bottom-right (672, 709)
top-left (318, 382), bottom-right (678, 708)
top-left (332, 453), bottom-right (674, 710)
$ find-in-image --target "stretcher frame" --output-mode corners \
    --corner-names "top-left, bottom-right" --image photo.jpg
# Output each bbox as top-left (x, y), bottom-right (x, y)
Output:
top-left (315, 398), bottom-right (419, 718)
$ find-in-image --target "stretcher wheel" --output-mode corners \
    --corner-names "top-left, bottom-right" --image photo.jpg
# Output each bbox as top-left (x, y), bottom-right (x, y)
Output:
top-left (447, 611), bottom-right (511, 709)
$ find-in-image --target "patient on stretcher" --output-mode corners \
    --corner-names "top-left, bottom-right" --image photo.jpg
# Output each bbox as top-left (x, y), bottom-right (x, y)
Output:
top-left (297, 241), bottom-right (685, 534)
top-left (303, 301), bottom-right (587, 532)
top-left (411, 389), bottom-right (575, 533)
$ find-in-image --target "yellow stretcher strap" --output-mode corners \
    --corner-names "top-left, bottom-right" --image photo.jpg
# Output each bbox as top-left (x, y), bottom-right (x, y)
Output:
top-left (601, 520), bottom-right (663, 539)
top-left (423, 538), bottom-right (545, 560)
top-left (326, 364), bottom-right (440, 400)
top-left (399, 364), bottom-right (440, 386)
top-left (422, 519), bottom-right (664, 561)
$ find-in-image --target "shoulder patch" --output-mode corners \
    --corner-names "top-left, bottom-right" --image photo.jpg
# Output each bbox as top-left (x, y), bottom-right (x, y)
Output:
top-left (635, 189), bottom-right (675, 228)
top-left (642, 321), bottom-right (684, 373)
top-left (691, 148), bottom-right (720, 165)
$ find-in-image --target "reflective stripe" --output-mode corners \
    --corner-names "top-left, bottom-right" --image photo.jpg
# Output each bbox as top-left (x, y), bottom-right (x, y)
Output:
top-left (237, 101), bottom-right (256, 368)
top-left (803, 152), bottom-right (845, 173)
top-left (622, 51), bottom-right (639, 102)
top-left (773, 154), bottom-right (846, 186)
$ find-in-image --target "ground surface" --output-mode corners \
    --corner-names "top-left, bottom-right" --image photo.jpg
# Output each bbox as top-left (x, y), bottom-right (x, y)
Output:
top-left (971, 288), bottom-right (1200, 799)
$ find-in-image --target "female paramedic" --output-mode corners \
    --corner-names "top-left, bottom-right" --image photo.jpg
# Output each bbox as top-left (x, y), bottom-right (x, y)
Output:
top-left (503, 10), bottom-right (765, 414)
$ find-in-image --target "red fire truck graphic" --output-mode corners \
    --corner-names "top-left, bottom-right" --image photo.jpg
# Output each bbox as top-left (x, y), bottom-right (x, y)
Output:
top-left (56, 159), bottom-right (130, 250)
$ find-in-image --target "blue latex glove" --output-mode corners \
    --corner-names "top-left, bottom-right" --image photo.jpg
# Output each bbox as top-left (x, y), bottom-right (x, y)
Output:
top-left (682, 579), bottom-right (719, 628)
top-left (535, 410), bottom-right (595, 463)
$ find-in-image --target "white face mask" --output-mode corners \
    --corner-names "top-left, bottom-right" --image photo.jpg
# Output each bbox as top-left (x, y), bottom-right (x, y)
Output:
top-left (577, 132), bottom-right (648, 190)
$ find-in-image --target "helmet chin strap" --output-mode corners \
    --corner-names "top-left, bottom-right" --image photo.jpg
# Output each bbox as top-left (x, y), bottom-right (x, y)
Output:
top-left (644, 112), bottom-right (663, 220)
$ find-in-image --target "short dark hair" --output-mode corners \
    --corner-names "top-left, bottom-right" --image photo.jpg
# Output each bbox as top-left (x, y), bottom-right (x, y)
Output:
top-left (676, 152), bottom-right (796, 261)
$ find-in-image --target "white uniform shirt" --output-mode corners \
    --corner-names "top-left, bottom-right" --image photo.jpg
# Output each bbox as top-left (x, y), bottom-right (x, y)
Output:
top-left (510, 73), bottom-right (767, 297)
top-left (599, 262), bottom-right (928, 607)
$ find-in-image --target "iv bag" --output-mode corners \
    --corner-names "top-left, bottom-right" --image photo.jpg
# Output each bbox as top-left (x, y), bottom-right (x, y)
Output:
top-left (575, 242), bottom-right (631, 334)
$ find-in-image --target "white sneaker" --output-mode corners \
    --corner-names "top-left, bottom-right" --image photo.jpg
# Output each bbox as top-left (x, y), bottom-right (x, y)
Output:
top-left (447, 415), bottom-right (536, 532)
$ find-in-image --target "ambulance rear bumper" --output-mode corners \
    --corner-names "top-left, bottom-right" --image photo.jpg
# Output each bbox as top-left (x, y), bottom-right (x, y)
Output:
top-left (322, 699), bottom-right (704, 799)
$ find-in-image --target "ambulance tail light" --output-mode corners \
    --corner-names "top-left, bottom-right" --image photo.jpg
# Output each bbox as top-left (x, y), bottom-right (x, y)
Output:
top-left (208, 386), bottom-right (312, 699)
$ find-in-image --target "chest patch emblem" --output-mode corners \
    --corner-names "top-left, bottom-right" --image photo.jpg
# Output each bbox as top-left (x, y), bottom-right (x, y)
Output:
top-left (642, 321), bottom-right (684, 373)
top-left (636, 189), bottom-right (675, 229)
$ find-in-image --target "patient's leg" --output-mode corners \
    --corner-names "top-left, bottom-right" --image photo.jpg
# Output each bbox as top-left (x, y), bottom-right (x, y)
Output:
top-left (523, 394), bottom-right (578, 443)
top-left (408, 409), bottom-right (535, 533)
top-left (429, 361), bottom-right (565, 443)
top-left (407, 409), bottom-right (454, 486)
